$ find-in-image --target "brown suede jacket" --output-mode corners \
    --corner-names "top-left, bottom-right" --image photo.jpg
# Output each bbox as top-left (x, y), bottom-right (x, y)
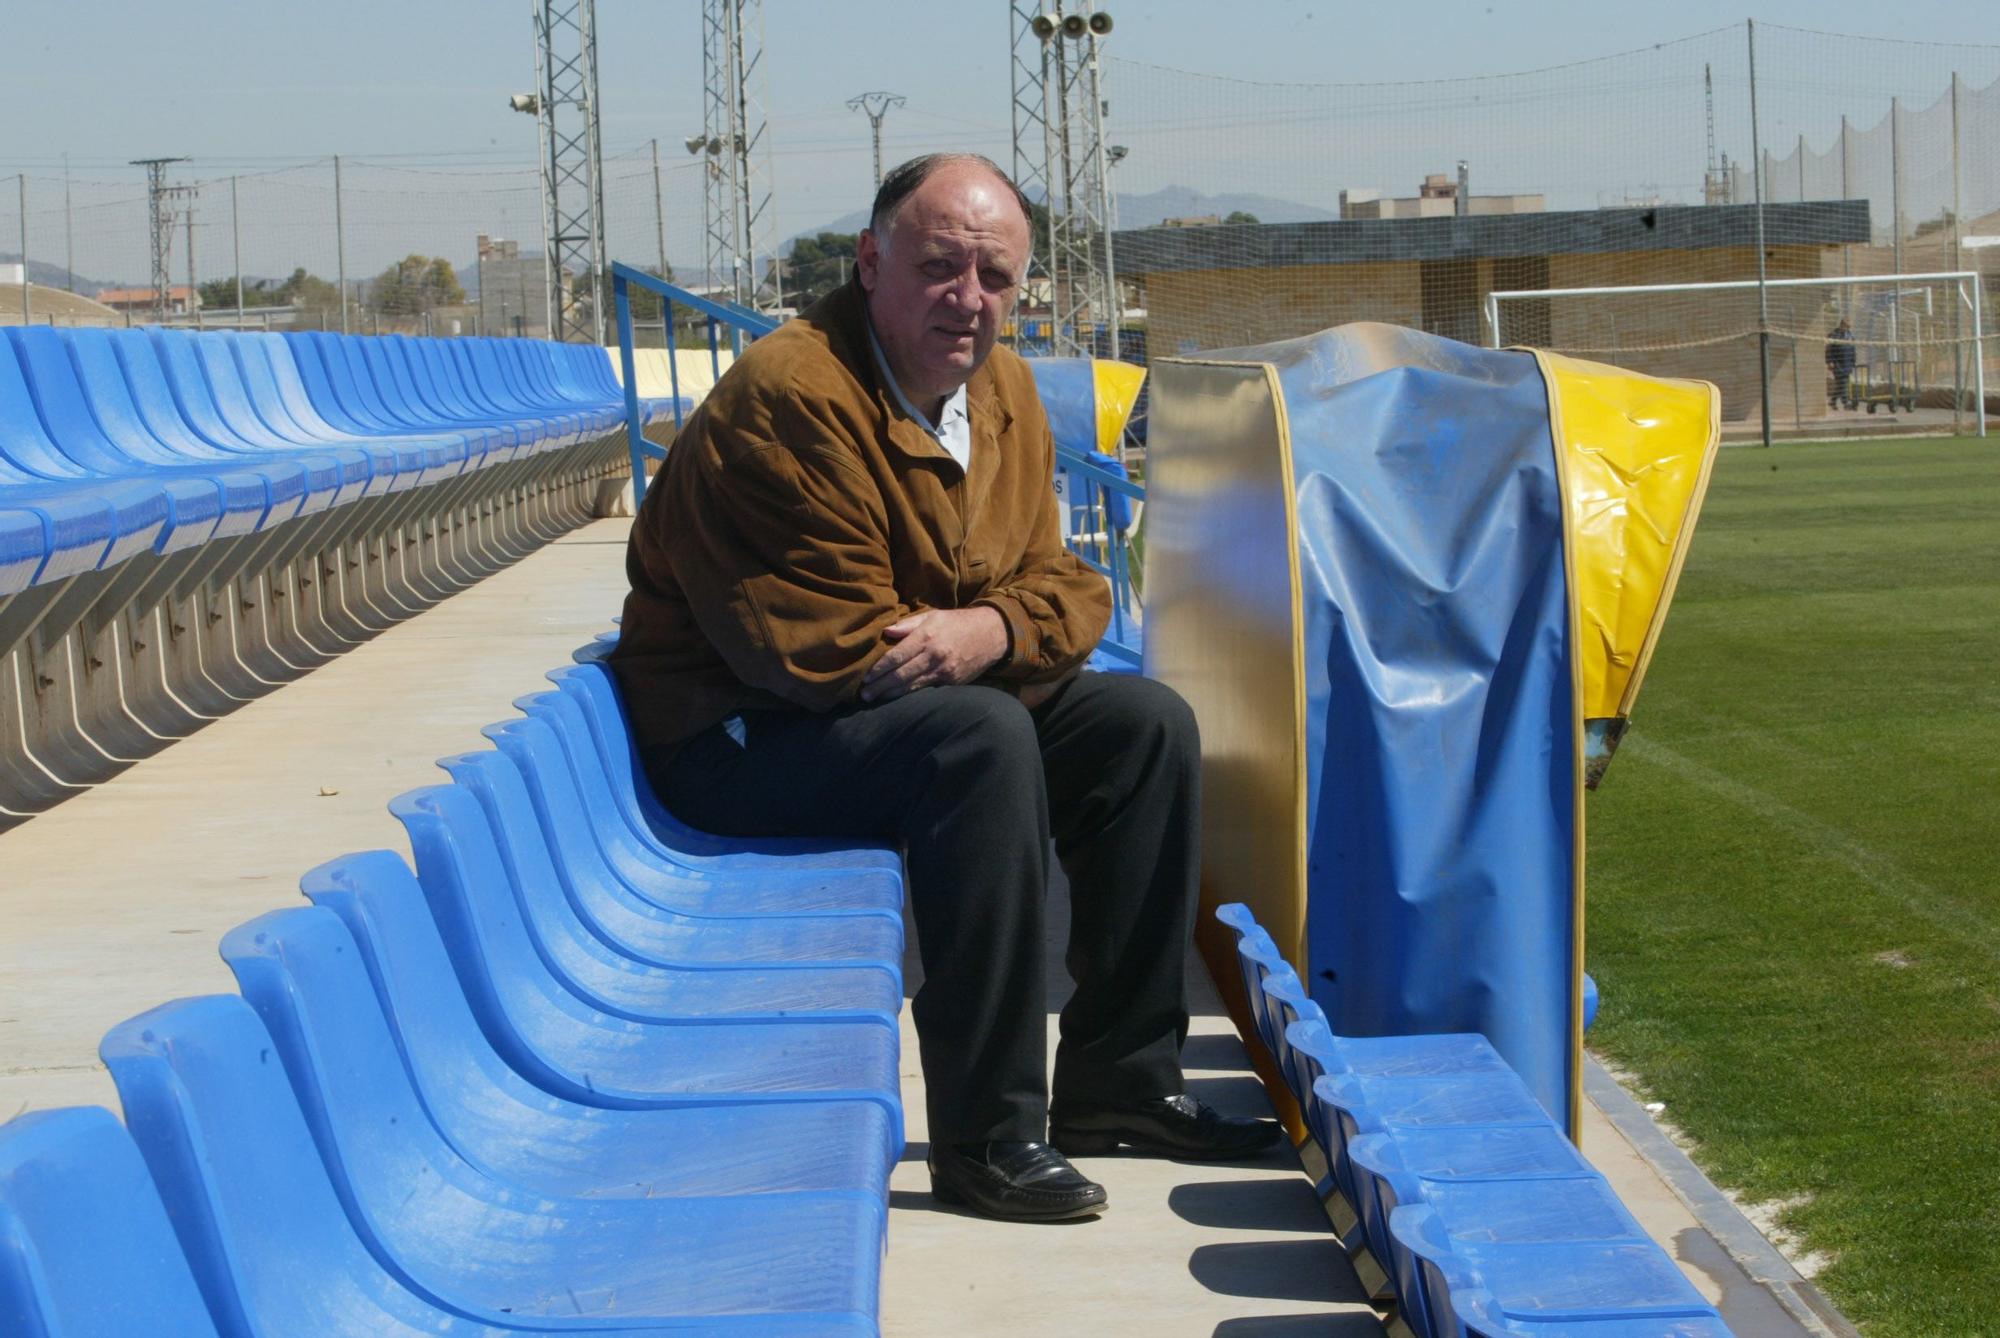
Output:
top-left (610, 279), bottom-right (1111, 759)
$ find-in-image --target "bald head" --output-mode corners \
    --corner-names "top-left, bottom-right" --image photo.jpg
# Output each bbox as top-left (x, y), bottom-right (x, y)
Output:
top-left (869, 153), bottom-right (1034, 252)
top-left (857, 155), bottom-right (1033, 416)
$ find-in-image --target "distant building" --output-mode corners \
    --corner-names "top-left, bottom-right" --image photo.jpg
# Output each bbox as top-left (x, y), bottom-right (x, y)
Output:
top-left (1161, 215), bottom-right (1224, 229)
top-left (473, 234), bottom-right (551, 338)
top-left (0, 263), bottom-right (23, 285)
top-left (1115, 200), bottom-right (1871, 422)
top-left (96, 285), bottom-right (201, 316)
top-left (1340, 175), bottom-right (1544, 220)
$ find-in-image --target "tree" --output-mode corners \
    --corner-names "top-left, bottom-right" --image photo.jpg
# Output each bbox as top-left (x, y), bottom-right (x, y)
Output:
top-left (622, 264), bottom-right (675, 325)
top-left (786, 232), bottom-right (859, 307)
top-left (196, 276), bottom-right (283, 311)
top-left (1223, 210), bottom-right (1261, 225)
top-left (368, 254), bottom-right (466, 319)
top-left (265, 267), bottom-right (344, 330)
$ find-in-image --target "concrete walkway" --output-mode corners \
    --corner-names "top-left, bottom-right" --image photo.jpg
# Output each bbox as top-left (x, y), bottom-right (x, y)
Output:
top-left (0, 521), bottom-right (638, 1119)
top-left (0, 516), bottom-right (1835, 1335)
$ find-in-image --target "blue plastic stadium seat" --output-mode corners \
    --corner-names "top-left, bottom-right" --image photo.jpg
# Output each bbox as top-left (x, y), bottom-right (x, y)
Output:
top-left (143, 330), bottom-right (350, 515)
top-left (106, 328), bottom-right (321, 520)
top-left (11, 326), bottom-right (283, 556)
top-left (62, 330), bottom-right (281, 539)
top-left (416, 754), bottom-right (903, 1025)
top-left (301, 847), bottom-right (904, 1136)
top-left (223, 903), bottom-right (898, 1202)
top-left (399, 776), bottom-right (904, 971)
top-left (1353, 1133), bottom-right (1655, 1336)
top-left (1454, 1284), bottom-right (1732, 1338)
top-left (104, 995), bottom-right (884, 1333)
top-left (1391, 1203), bottom-right (1725, 1336)
top-left (544, 661), bottom-right (906, 875)
top-left (227, 333), bottom-right (430, 489)
top-left (1212, 905), bottom-right (1286, 1039)
top-left (0, 1107), bottom-right (221, 1338)
top-left (494, 700), bottom-right (906, 916)
top-left (0, 334), bottom-right (176, 580)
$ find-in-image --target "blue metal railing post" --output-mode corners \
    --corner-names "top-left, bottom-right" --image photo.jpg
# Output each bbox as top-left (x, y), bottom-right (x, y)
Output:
top-left (664, 304), bottom-right (685, 432)
top-left (612, 273), bottom-right (652, 513)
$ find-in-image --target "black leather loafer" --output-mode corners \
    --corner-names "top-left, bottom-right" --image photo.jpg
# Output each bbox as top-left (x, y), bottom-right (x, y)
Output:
top-left (1050, 1094), bottom-right (1284, 1160)
top-left (927, 1140), bottom-right (1108, 1222)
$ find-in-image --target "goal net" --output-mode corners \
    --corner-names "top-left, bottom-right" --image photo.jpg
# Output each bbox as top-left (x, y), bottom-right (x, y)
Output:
top-left (1490, 271), bottom-right (1988, 433)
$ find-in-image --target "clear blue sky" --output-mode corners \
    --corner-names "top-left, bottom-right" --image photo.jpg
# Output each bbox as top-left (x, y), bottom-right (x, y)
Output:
top-left (3, 2), bottom-right (1991, 265)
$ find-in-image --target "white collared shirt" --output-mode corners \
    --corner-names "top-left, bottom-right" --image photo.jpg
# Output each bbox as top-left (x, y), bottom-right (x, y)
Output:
top-left (866, 319), bottom-right (973, 473)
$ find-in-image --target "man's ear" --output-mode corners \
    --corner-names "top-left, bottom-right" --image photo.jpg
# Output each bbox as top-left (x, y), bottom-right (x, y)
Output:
top-left (856, 228), bottom-right (882, 293)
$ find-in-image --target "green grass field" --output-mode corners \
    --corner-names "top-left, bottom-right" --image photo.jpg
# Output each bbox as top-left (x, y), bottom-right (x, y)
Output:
top-left (1586, 435), bottom-right (2000, 1336)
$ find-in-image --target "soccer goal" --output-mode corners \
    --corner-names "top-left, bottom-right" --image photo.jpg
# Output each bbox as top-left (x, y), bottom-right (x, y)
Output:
top-left (1487, 271), bottom-right (1989, 437)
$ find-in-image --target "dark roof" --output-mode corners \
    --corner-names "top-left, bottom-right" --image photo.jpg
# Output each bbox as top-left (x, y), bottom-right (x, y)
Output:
top-left (1113, 200), bottom-right (1871, 274)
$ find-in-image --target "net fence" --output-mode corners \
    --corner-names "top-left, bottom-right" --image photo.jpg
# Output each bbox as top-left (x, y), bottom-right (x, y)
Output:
top-left (0, 144), bottom-right (708, 343)
top-left (1103, 22), bottom-right (2000, 437)
top-left (2, 21), bottom-right (1996, 436)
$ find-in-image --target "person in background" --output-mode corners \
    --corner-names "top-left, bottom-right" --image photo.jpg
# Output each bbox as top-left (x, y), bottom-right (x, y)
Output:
top-left (1827, 317), bottom-right (1856, 407)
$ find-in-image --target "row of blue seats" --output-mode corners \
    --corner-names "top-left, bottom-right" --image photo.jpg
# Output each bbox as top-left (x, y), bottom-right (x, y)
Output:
top-left (0, 327), bottom-right (664, 596)
top-left (1215, 904), bottom-right (1731, 1338)
top-left (0, 658), bottom-right (904, 1335)
top-left (1, 329), bottom-right (674, 822)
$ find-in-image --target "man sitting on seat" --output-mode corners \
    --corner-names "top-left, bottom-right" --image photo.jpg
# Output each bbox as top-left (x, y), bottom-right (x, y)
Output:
top-left (610, 152), bottom-right (1279, 1223)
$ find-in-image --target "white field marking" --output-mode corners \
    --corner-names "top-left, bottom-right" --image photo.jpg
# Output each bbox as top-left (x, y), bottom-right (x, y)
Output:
top-left (1623, 734), bottom-right (2000, 970)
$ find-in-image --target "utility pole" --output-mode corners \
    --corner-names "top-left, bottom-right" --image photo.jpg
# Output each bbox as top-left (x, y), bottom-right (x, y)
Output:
top-left (184, 187), bottom-right (198, 327)
top-left (131, 156), bottom-right (190, 324)
top-left (334, 155), bottom-right (349, 333)
top-left (650, 137), bottom-right (669, 279)
top-left (231, 175), bottom-right (244, 322)
top-left (1746, 20), bottom-right (1771, 449)
top-left (16, 175), bottom-right (26, 326)
top-left (847, 91), bottom-right (906, 189)
top-left (63, 154), bottom-right (75, 294)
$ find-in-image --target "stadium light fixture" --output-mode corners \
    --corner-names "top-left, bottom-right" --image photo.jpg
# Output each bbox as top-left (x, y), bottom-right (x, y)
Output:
top-left (1107, 144), bottom-right (1129, 166)
top-left (1030, 12), bottom-right (1057, 40)
top-left (1058, 11), bottom-right (1111, 39)
top-left (508, 93), bottom-right (541, 115)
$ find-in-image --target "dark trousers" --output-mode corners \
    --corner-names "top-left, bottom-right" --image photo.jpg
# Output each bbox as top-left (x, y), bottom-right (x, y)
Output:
top-left (649, 671), bottom-right (1201, 1144)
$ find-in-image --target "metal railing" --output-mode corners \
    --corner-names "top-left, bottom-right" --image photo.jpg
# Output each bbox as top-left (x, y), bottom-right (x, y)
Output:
top-left (609, 259), bottom-right (1143, 667)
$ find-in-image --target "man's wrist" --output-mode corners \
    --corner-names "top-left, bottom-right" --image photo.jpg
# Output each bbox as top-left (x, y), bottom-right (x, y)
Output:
top-left (973, 600), bottom-right (1014, 670)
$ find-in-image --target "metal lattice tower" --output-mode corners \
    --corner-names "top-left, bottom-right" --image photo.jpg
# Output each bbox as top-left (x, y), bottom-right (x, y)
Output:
top-left (847, 92), bottom-right (906, 189)
top-left (696, 0), bottom-right (778, 311)
top-left (1009, 3), bottom-right (1053, 304)
top-left (529, 0), bottom-right (607, 343)
top-left (1010, 5), bottom-right (1118, 357)
top-left (131, 157), bottom-right (190, 324)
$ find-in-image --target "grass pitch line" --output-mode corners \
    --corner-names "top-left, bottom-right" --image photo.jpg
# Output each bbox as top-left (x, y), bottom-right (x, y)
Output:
top-left (1622, 734), bottom-right (2000, 968)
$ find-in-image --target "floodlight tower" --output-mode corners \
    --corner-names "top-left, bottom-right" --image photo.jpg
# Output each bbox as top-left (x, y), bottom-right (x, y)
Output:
top-left (131, 156), bottom-right (190, 323)
top-left (847, 91), bottom-right (906, 189)
top-left (516, 0), bottom-right (606, 342)
top-left (695, 0), bottom-right (779, 311)
top-left (1011, 6), bottom-right (1118, 358)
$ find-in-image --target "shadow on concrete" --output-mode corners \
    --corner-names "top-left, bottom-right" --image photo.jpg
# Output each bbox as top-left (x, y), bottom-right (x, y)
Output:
top-left (1169, 1177), bottom-right (1331, 1234)
top-left (1189, 1238), bottom-right (1361, 1303)
top-left (1211, 1314), bottom-right (1385, 1336)
top-left (1182, 1030), bottom-right (1256, 1073)
top-left (1187, 1073), bottom-right (1280, 1118)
